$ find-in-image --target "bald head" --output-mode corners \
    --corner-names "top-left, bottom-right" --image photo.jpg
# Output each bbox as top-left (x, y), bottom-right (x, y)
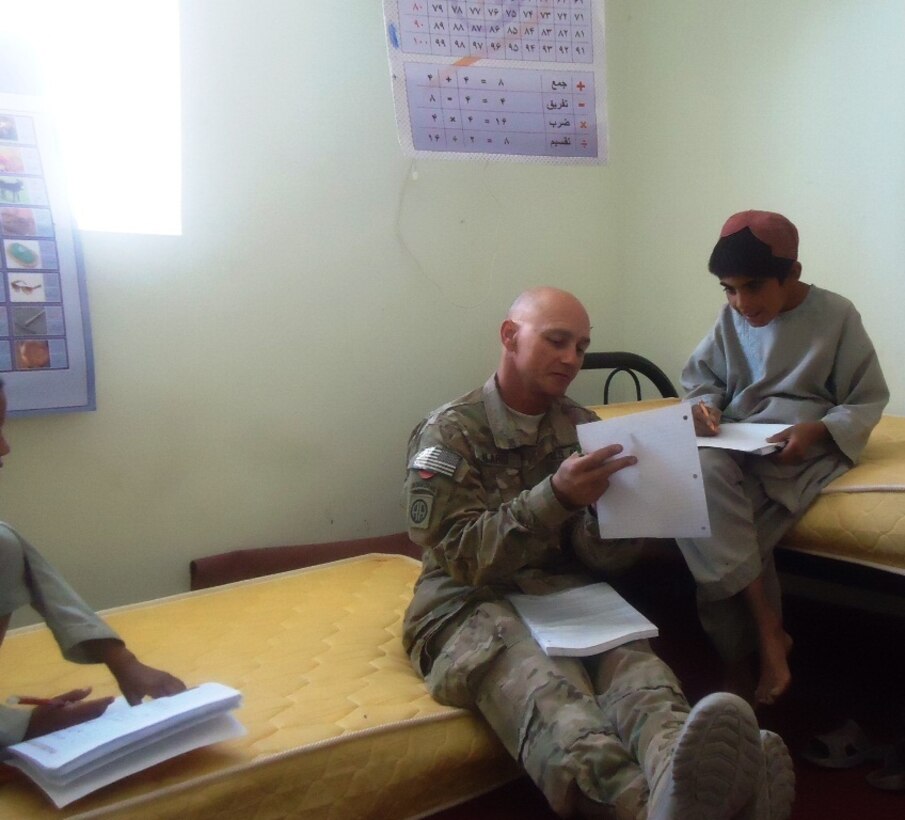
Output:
top-left (497, 287), bottom-right (592, 414)
top-left (506, 287), bottom-right (590, 327)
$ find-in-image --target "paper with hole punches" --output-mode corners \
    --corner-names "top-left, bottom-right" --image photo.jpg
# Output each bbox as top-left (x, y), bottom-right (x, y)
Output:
top-left (576, 402), bottom-right (711, 538)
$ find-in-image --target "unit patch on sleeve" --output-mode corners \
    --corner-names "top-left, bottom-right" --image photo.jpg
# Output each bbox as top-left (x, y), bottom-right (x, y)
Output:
top-left (410, 446), bottom-right (462, 479)
top-left (408, 492), bottom-right (434, 529)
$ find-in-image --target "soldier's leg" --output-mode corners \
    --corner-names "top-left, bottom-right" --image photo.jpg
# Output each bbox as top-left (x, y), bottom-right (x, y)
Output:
top-left (592, 640), bottom-right (763, 819)
top-left (590, 641), bottom-right (687, 768)
top-left (426, 600), bottom-right (647, 818)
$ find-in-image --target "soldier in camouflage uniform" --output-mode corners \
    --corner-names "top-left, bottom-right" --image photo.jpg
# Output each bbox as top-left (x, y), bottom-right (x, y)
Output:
top-left (401, 288), bottom-right (794, 819)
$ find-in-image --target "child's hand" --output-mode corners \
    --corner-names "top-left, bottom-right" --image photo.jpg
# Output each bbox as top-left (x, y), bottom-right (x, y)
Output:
top-left (692, 402), bottom-right (721, 436)
top-left (24, 688), bottom-right (114, 739)
top-left (83, 640), bottom-right (187, 705)
top-left (767, 421), bottom-right (829, 464)
top-left (104, 647), bottom-right (187, 705)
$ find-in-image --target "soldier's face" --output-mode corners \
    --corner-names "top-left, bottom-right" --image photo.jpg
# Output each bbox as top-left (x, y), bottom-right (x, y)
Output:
top-left (508, 310), bottom-right (590, 406)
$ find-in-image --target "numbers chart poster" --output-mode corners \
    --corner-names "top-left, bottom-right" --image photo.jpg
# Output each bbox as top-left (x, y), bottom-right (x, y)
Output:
top-left (383, 0), bottom-right (608, 163)
top-left (0, 94), bottom-right (95, 415)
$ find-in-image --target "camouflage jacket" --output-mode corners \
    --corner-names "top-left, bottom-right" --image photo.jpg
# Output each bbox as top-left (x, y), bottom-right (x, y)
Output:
top-left (401, 375), bottom-right (641, 676)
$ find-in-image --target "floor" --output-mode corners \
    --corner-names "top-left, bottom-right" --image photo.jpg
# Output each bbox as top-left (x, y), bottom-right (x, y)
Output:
top-left (430, 551), bottom-right (905, 819)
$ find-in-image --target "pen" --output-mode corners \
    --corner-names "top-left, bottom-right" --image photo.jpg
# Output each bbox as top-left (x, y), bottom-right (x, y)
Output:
top-left (6, 695), bottom-right (65, 707)
top-left (698, 400), bottom-right (719, 434)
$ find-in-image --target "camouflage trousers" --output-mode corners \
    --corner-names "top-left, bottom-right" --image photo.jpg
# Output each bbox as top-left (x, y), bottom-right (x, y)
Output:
top-left (424, 599), bottom-right (690, 819)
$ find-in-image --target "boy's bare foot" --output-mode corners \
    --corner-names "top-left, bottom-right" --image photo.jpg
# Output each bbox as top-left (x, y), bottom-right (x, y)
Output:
top-left (755, 630), bottom-right (793, 705)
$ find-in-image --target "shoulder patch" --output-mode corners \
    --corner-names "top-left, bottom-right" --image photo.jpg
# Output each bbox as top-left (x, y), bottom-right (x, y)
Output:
top-left (408, 492), bottom-right (433, 529)
top-left (410, 446), bottom-right (462, 478)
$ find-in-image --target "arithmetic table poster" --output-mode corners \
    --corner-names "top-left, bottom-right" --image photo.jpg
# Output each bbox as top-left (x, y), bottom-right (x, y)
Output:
top-left (383, 0), bottom-right (607, 163)
top-left (0, 93), bottom-right (95, 415)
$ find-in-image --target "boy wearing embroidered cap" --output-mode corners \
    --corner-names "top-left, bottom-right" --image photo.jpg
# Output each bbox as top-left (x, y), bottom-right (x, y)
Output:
top-left (680, 211), bottom-right (889, 706)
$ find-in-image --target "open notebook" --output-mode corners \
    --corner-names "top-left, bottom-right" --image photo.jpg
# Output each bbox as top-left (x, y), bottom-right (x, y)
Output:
top-left (5, 682), bottom-right (244, 808)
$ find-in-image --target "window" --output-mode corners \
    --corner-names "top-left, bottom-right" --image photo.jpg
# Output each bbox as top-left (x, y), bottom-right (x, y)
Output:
top-left (0, 1), bottom-right (181, 235)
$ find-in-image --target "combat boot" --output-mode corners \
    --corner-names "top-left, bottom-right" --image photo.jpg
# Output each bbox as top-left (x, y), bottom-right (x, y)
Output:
top-left (736, 730), bottom-right (795, 820)
top-left (646, 692), bottom-right (762, 820)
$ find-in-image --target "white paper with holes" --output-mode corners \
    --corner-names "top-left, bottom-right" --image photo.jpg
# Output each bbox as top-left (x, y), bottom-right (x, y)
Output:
top-left (576, 402), bottom-right (711, 538)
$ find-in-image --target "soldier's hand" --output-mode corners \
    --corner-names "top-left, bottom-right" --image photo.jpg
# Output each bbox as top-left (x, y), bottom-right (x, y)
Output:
top-left (551, 445), bottom-right (637, 510)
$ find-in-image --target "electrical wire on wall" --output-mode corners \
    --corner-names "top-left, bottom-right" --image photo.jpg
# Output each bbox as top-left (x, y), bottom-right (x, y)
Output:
top-left (393, 158), bottom-right (503, 311)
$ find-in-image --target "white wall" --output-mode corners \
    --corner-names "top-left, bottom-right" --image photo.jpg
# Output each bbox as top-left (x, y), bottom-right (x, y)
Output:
top-left (4, 1), bottom-right (902, 624)
top-left (607, 1), bottom-right (905, 405)
top-left (4, 0), bottom-right (622, 623)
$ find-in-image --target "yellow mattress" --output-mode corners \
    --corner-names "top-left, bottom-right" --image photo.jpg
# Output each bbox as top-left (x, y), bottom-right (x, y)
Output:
top-left (782, 415), bottom-right (905, 573)
top-left (0, 554), bottom-right (518, 818)
top-left (590, 404), bottom-right (905, 573)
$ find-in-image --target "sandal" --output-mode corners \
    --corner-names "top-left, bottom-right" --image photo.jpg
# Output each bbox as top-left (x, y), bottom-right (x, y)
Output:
top-left (800, 719), bottom-right (876, 769)
top-left (867, 739), bottom-right (905, 791)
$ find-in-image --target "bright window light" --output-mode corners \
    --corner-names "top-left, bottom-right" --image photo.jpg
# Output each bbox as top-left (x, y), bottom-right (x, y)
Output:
top-left (0, 1), bottom-right (181, 235)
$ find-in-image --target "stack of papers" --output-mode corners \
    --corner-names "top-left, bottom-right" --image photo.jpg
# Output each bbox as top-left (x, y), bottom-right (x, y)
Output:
top-left (5, 682), bottom-right (245, 808)
top-left (509, 582), bottom-right (658, 657)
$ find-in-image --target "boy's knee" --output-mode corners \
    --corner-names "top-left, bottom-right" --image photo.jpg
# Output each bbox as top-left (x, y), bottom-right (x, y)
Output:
top-left (699, 447), bottom-right (744, 484)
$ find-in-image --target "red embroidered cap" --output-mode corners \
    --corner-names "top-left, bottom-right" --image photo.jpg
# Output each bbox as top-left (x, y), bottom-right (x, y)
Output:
top-left (719, 210), bottom-right (798, 261)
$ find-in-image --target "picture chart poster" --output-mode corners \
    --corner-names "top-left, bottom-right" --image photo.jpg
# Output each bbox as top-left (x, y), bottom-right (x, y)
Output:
top-left (383, 0), bottom-right (608, 164)
top-left (0, 93), bottom-right (95, 415)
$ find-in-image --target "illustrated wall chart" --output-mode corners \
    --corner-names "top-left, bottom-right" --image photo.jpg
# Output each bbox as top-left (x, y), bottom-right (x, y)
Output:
top-left (383, 0), bottom-right (607, 163)
top-left (0, 93), bottom-right (94, 415)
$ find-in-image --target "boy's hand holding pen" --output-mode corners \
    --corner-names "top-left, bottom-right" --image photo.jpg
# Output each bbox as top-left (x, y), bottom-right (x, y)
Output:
top-left (10, 688), bottom-right (116, 740)
top-left (7, 688), bottom-right (103, 710)
top-left (694, 400), bottom-right (721, 436)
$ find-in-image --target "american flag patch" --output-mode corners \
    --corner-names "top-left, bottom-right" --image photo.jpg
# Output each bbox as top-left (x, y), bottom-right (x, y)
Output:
top-left (411, 446), bottom-right (462, 478)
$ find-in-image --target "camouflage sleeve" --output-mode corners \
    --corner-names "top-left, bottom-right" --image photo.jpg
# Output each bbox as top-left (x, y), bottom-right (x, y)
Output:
top-left (404, 413), bottom-right (580, 587)
top-left (564, 404), bottom-right (647, 576)
top-left (568, 512), bottom-right (645, 576)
